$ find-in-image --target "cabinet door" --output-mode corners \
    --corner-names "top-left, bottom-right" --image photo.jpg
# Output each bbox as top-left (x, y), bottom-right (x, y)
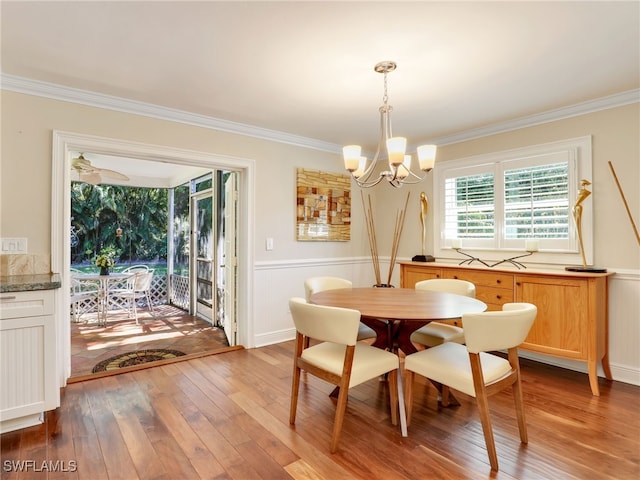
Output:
top-left (400, 265), bottom-right (442, 288)
top-left (515, 275), bottom-right (588, 360)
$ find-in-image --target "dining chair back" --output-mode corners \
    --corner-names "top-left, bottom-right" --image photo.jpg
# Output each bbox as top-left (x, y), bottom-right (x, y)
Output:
top-left (69, 275), bottom-right (98, 322)
top-left (304, 276), bottom-right (376, 342)
top-left (404, 302), bottom-right (537, 471)
top-left (123, 265), bottom-right (150, 273)
top-left (411, 278), bottom-right (476, 347)
top-left (288, 297), bottom-right (400, 453)
top-left (109, 269), bottom-right (155, 324)
top-left (303, 276), bottom-right (352, 301)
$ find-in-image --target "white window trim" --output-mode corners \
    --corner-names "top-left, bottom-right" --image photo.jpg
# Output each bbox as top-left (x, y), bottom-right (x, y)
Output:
top-left (433, 136), bottom-right (593, 268)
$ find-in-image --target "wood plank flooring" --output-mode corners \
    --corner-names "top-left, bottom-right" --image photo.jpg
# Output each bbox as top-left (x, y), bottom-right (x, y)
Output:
top-left (2, 341), bottom-right (639, 479)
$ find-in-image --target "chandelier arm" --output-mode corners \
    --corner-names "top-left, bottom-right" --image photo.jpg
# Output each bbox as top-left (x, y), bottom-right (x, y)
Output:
top-left (354, 105), bottom-right (387, 185)
top-left (354, 172), bottom-right (387, 188)
top-left (392, 172), bottom-right (428, 185)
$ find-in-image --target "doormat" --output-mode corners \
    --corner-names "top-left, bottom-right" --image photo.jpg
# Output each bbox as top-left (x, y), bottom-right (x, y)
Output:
top-left (92, 349), bottom-right (186, 373)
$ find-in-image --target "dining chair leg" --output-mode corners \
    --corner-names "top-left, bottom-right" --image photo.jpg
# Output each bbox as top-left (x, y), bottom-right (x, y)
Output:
top-left (476, 392), bottom-right (498, 471)
top-left (290, 334), bottom-right (304, 425)
top-left (133, 299), bottom-right (139, 325)
top-left (289, 363), bottom-right (301, 425)
top-left (404, 370), bottom-right (414, 427)
top-left (470, 353), bottom-right (499, 471)
top-left (512, 379), bottom-right (528, 444)
top-left (330, 377), bottom-right (351, 453)
top-left (388, 368), bottom-right (399, 427)
top-left (146, 291), bottom-right (155, 316)
top-left (441, 385), bottom-right (451, 407)
top-left (509, 349), bottom-right (528, 444)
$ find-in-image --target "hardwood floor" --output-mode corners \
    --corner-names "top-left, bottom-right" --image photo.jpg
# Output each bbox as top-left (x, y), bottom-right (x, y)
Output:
top-left (2, 342), bottom-right (638, 479)
top-left (70, 305), bottom-right (230, 379)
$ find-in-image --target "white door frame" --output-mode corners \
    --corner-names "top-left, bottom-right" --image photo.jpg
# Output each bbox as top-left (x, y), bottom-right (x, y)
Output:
top-left (51, 130), bottom-right (255, 387)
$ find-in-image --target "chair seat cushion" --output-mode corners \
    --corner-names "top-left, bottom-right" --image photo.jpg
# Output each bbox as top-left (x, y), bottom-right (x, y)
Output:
top-left (302, 342), bottom-right (399, 388)
top-left (404, 342), bottom-right (511, 397)
top-left (410, 322), bottom-right (465, 347)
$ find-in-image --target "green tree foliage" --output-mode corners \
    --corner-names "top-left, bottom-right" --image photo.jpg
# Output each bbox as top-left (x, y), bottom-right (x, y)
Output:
top-left (71, 182), bottom-right (168, 265)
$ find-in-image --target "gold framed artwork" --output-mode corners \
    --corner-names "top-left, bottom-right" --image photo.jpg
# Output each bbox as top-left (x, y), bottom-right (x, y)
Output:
top-left (296, 168), bottom-right (351, 241)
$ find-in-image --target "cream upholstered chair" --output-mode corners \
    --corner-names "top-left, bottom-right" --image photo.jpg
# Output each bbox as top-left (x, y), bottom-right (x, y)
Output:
top-left (410, 278), bottom-right (476, 347)
top-left (404, 303), bottom-right (537, 471)
top-left (289, 297), bottom-right (400, 453)
top-left (304, 276), bottom-right (376, 342)
top-left (109, 269), bottom-right (155, 324)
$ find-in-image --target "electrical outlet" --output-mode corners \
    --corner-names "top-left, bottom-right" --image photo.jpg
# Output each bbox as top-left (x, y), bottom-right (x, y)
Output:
top-left (1, 238), bottom-right (27, 254)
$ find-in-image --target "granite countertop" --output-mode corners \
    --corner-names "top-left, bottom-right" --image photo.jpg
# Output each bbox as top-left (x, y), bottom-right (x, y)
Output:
top-left (0, 273), bottom-right (62, 293)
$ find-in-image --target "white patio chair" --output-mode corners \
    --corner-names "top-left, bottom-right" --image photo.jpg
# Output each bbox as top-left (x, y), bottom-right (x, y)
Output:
top-left (108, 269), bottom-right (155, 324)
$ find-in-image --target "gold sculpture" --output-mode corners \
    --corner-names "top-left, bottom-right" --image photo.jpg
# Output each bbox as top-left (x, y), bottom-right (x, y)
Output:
top-left (412, 192), bottom-right (435, 262)
top-left (566, 178), bottom-right (606, 273)
top-left (420, 192), bottom-right (428, 255)
top-left (573, 179), bottom-right (591, 268)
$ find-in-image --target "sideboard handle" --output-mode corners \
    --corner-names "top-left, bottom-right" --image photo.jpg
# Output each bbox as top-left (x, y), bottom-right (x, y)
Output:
top-left (496, 279), bottom-right (501, 284)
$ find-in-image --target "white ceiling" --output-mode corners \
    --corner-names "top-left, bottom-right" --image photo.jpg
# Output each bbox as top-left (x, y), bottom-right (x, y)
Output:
top-left (2, 1), bottom-right (639, 182)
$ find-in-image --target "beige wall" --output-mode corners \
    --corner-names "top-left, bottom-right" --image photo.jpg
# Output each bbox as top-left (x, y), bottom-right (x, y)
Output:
top-left (0, 91), bottom-right (367, 268)
top-left (373, 103), bottom-right (640, 272)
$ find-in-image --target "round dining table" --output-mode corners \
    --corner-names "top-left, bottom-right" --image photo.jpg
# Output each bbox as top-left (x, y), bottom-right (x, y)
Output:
top-left (310, 287), bottom-right (487, 437)
top-left (72, 273), bottom-right (133, 326)
top-left (309, 287), bottom-right (487, 355)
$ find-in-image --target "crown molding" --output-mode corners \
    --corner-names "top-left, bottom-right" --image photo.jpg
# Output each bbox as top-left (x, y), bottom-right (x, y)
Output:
top-left (432, 89), bottom-right (640, 146)
top-left (2, 73), bottom-right (638, 151)
top-left (1, 73), bottom-right (342, 154)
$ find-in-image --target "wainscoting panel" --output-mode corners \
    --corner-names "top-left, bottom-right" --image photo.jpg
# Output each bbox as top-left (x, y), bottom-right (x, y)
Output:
top-left (252, 259), bottom-right (640, 386)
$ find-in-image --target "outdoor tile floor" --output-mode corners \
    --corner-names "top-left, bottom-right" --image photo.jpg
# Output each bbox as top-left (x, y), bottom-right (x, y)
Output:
top-left (70, 304), bottom-right (230, 378)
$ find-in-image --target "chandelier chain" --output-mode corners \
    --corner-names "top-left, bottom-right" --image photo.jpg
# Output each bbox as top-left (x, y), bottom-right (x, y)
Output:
top-left (383, 71), bottom-right (389, 105)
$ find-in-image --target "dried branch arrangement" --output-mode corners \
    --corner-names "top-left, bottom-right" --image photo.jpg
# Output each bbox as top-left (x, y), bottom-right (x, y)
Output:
top-left (361, 191), bottom-right (411, 287)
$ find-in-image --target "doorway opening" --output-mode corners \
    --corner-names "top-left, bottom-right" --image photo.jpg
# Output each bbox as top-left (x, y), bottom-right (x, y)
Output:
top-left (53, 131), bottom-right (255, 385)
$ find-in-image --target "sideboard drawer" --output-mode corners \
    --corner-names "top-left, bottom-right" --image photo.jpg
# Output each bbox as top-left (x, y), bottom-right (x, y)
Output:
top-left (444, 269), bottom-right (513, 289)
top-left (475, 286), bottom-right (513, 309)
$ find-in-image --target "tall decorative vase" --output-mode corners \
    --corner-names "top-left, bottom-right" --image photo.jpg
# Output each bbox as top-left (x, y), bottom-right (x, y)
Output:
top-left (100, 266), bottom-right (109, 276)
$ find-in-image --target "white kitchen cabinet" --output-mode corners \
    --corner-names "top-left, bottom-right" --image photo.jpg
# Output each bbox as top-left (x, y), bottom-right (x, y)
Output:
top-left (0, 289), bottom-right (58, 433)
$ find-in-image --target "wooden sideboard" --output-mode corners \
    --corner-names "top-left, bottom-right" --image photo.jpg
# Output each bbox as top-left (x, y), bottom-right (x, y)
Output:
top-left (400, 261), bottom-right (614, 396)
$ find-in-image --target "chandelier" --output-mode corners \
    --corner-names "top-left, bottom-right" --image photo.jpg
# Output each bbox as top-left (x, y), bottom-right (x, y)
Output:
top-left (343, 61), bottom-right (437, 188)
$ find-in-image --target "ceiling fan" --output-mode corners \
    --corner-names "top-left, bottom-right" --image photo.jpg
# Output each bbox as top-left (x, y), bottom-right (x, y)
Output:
top-left (71, 153), bottom-right (130, 185)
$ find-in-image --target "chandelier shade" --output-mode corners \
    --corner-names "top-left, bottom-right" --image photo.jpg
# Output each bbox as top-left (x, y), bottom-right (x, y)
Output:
top-left (343, 61), bottom-right (437, 188)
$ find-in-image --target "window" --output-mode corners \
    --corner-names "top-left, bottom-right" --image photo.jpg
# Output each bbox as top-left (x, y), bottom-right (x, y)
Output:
top-left (434, 136), bottom-right (592, 263)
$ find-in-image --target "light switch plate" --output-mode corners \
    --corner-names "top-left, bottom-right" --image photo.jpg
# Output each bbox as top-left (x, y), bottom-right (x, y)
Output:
top-left (1, 238), bottom-right (28, 254)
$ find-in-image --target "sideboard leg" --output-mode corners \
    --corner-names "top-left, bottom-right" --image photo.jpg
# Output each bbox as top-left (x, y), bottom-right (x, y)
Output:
top-left (588, 360), bottom-right (600, 396)
top-left (601, 353), bottom-right (613, 380)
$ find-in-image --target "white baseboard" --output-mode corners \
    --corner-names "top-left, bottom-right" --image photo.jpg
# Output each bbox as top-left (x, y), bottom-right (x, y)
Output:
top-left (1, 412), bottom-right (43, 434)
top-left (519, 351), bottom-right (640, 387)
top-left (254, 328), bottom-right (296, 348)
